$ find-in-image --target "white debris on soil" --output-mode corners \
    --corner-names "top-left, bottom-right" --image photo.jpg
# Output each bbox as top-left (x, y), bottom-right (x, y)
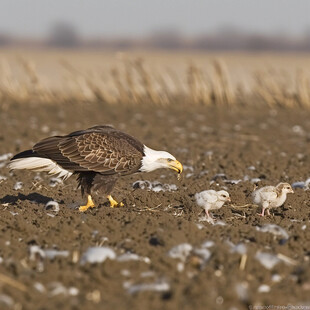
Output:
top-left (196, 223), bottom-right (205, 230)
top-left (292, 178), bottom-right (310, 190)
top-left (45, 201), bottom-right (60, 213)
top-left (0, 294), bottom-right (14, 307)
top-left (80, 247), bottom-right (116, 264)
top-left (29, 245), bottom-right (69, 260)
top-left (235, 282), bottom-right (249, 301)
top-left (0, 153), bottom-right (12, 161)
top-left (44, 249), bottom-right (70, 260)
top-left (225, 179), bottom-right (242, 185)
top-left (255, 252), bottom-right (281, 270)
top-left (256, 224), bottom-right (289, 240)
top-left (124, 280), bottom-right (170, 295)
top-left (13, 181), bottom-right (23, 190)
top-left (34, 282), bottom-right (46, 293)
top-left (48, 282), bottom-right (79, 297)
top-left (258, 284), bottom-right (271, 293)
top-left (49, 177), bottom-right (63, 187)
top-left (168, 243), bottom-right (193, 272)
top-left (226, 241), bottom-right (247, 255)
top-left (183, 165), bottom-right (194, 172)
top-left (120, 269), bottom-right (131, 277)
top-left (243, 175), bottom-right (261, 183)
top-left (193, 248), bottom-right (211, 265)
top-left (168, 243), bottom-right (193, 262)
top-left (201, 241), bottom-right (215, 248)
top-left (132, 180), bottom-right (178, 192)
top-left (140, 271), bottom-right (156, 278)
top-left (271, 274), bottom-right (282, 283)
top-left (29, 245), bottom-right (46, 260)
top-left (0, 176), bottom-right (7, 181)
top-left (183, 165), bottom-right (194, 178)
top-left (198, 216), bottom-right (226, 226)
top-left (117, 252), bottom-right (151, 264)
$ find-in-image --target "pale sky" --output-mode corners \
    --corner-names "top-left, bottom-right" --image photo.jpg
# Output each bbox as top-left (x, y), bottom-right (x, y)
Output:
top-left (0, 0), bottom-right (309, 38)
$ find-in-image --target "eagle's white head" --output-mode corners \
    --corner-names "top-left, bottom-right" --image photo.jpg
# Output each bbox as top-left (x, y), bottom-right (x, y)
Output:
top-left (140, 146), bottom-right (183, 174)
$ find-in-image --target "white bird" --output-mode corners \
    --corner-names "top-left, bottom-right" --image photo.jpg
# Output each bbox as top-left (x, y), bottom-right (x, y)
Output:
top-left (195, 190), bottom-right (231, 221)
top-left (252, 183), bottom-right (294, 216)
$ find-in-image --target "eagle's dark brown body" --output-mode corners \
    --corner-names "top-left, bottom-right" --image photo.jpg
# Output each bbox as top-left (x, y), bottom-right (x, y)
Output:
top-left (9, 125), bottom-right (183, 211)
top-left (11, 125), bottom-right (145, 197)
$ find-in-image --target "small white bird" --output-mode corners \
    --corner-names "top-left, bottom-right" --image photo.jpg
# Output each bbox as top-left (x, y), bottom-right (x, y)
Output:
top-left (252, 183), bottom-right (294, 216)
top-left (195, 190), bottom-right (231, 221)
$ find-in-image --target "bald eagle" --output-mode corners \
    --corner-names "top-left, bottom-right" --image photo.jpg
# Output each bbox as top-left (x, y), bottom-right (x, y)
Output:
top-left (8, 125), bottom-right (183, 212)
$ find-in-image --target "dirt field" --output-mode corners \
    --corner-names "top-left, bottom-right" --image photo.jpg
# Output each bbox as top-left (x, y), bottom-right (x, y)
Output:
top-left (1, 101), bottom-right (310, 309)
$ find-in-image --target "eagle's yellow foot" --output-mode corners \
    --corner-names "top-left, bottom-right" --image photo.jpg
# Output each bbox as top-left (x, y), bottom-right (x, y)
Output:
top-left (107, 195), bottom-right (124, 208)
top-left (79, 195), bottom-right (95, 212)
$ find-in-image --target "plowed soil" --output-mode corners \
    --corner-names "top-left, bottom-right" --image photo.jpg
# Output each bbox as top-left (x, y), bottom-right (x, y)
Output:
top-left (1, 102), bottom-right (310, 310)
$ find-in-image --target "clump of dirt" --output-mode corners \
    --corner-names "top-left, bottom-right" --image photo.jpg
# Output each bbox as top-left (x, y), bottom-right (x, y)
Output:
top-left (1, 102), bottom-right (310, 309)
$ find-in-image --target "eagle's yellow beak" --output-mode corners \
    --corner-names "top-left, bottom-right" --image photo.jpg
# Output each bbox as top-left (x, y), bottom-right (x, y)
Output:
top-left (168, 160), bottom-right (183, 174)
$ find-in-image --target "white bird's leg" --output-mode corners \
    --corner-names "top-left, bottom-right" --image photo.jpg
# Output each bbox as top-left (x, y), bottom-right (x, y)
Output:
top-left (258, 208), bottom-right (266, 217)
top-left (205, 209), bottom-right (213, 221)
top-left (266, 209), bottom-right (271, 216)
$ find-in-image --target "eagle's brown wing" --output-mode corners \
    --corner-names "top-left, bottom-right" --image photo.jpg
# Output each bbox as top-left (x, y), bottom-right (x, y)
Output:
top-left (33, 129), bottom-right (144, 175)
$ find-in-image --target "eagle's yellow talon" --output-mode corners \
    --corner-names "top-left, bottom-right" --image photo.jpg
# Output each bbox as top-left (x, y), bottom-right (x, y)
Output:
top-left (79, 195), bottom-right (95, 212)
top-left (107, 195), bottom-right (124, 208)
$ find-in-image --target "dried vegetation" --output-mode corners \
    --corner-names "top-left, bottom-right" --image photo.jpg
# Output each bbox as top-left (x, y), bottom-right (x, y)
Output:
top-left (0, 52), bottom-right (310, 107)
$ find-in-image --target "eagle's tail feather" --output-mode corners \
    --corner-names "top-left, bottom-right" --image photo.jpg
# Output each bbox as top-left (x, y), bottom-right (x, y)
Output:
top-left (8, 150), bottom-right (72, 180)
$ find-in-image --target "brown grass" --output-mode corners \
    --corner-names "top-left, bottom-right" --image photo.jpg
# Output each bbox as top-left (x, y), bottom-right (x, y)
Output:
top-left (0, 50), bottom-right (310, 108)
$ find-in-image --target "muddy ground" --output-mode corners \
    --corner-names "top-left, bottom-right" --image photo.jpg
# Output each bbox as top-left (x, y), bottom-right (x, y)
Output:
top-left (1, 101), bottom-right (310, 310)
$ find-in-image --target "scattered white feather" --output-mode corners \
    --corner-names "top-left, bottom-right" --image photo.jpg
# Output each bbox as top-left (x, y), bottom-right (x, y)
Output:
top-left (255, 252), bottom-right (280, 270)
top-left (193, 248), bottom-right (211, 263)
top-left (44, 249), bottom-right (69, 260)
top-left (117, 252), bottom-right (150, 264)
top-left (258, 284), bottom-right (271, 293)
top-left (292, 178), bottom-right (310, 190)
top-left (29, 245), bottom-right (69, 260)
top-left (0, 294), bottom-right (14, 307)
top-left (29, 245), bottom-right (46, 260)
top-left (140, 271), bottom-right (156, 278)
top-left (0, 153), bottom-right (12, 161)
top-left (124, 280), bottom-right (170, 295)
top-left (33, 282), bottom-right (46, 293)
top-left (133, 180), bottom-right (177, 192)
top-left (13, 182), bottom-right (23, 191)
top-left (256, 224), bottom-right (289, 240)
top-left (168, 243), bottom-right (193, 262)
top-left (201, 241), bottom-right (215, 248)
top-left (45, 201), bottom-right (60, 213)
top-left (80, 247), bottom-right (116, 265)
top-left (235, 282), bottom-right (249, 301)
top-left (49, 177), bottom-right (63, 187)
top-left (226, 241), bottom-right (247, 255)
top-left (48, 282), bottom-right (79, 297)
top-left (271, 274), bottom-right (282, 283)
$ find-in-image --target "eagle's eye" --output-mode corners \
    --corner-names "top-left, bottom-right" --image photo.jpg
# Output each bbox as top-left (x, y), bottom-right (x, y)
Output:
top-left (167, 158), bottom-right (173, 162)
